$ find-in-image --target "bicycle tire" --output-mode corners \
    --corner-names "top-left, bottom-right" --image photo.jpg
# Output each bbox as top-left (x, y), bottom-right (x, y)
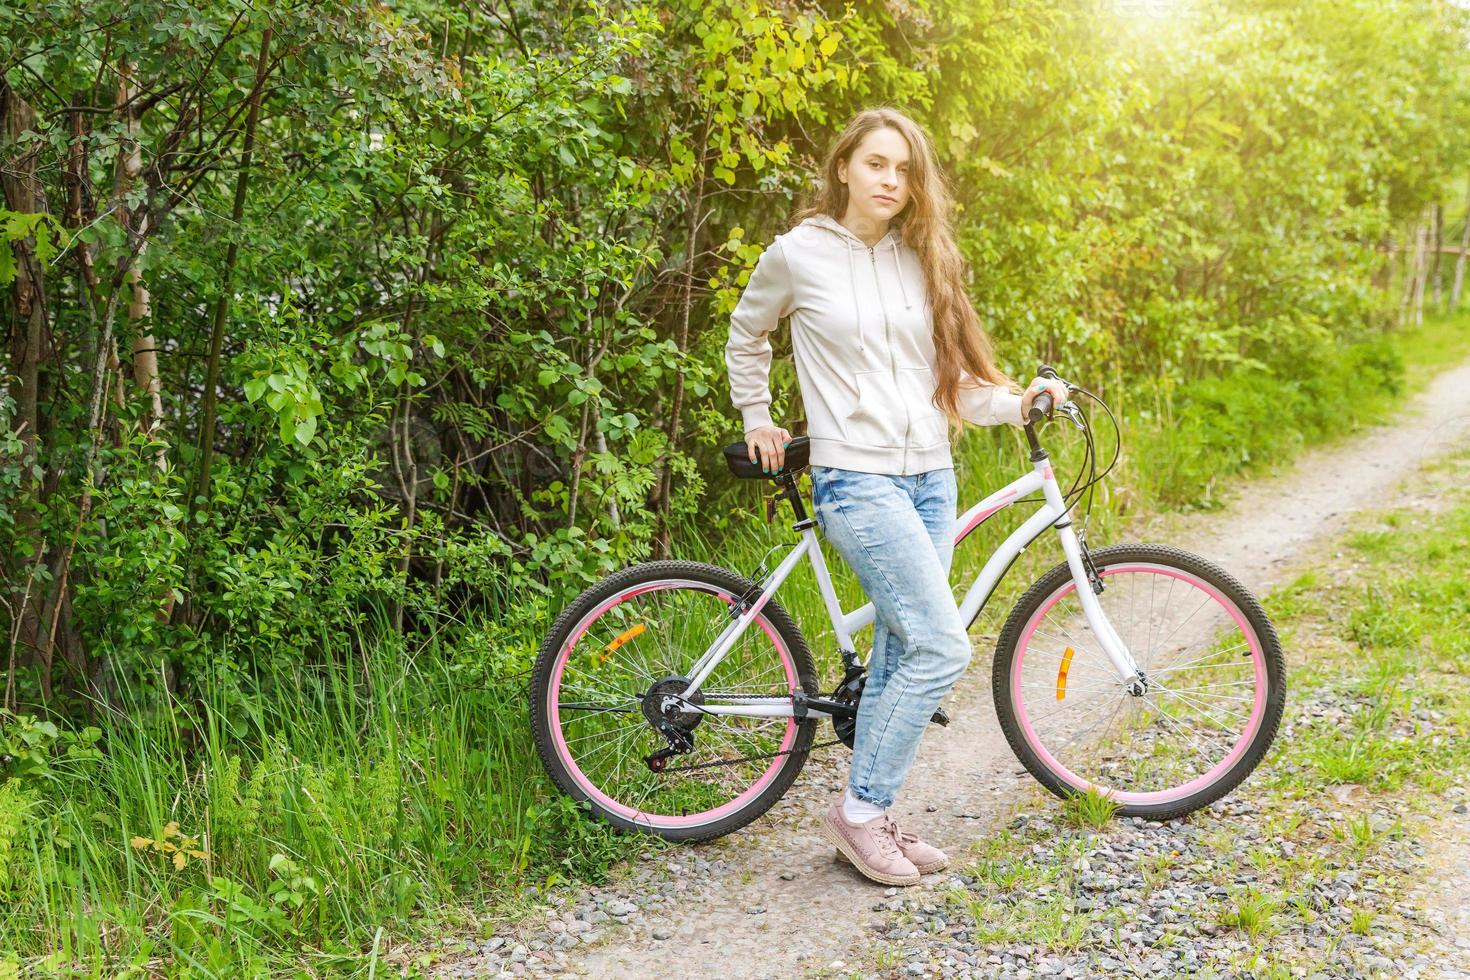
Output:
top-left (992, 544), bottom-right (1285, 820)
top-left (530, 559), bottom-right (819, 843)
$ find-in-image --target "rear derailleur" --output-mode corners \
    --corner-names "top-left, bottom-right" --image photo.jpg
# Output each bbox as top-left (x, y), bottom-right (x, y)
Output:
top-left (640, 676), bottom-right (703, 772)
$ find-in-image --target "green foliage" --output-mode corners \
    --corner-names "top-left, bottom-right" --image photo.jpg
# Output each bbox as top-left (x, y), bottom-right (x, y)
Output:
top-left (0, 209), bottom-right (62, 285)
top-left (1220, 886), bottom-right (1283, 939)
top-left (0, 713), bottom-right (101, 784)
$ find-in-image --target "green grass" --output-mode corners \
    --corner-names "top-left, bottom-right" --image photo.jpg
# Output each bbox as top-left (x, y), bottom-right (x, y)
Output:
top-left (954, 888), bottom-right (1098, 953)
top-left (1219, 887), bottom-right (1283, 940)
top-left (1059, 787), bottom-right (1120, 830)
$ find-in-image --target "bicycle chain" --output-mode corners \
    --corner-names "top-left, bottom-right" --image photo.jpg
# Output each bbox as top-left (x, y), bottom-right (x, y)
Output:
top-left (649, 691), bottom-right (847, 773)
top-left (663, 736), bottom-right (842, 773)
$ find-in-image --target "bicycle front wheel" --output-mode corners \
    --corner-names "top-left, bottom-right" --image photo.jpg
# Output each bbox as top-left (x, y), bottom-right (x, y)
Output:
top-left (993, 544), bottom-right (1285, 819)
top-left (530, 560), bottom-right (818, 842)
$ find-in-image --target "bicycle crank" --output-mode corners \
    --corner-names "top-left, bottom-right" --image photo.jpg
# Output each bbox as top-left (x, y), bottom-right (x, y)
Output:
top-left (827, 667), bottom-right (950, 750)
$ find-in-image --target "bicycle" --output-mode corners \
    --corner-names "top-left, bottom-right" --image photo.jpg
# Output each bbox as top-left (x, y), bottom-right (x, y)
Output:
top-left (529, 366), bottom-right (1285, 842)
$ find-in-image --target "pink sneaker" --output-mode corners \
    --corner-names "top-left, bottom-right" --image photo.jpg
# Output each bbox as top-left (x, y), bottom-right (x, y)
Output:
top-left (892, 821), bottom-right (948, 874)
top-left (820, 802), bottom-right (921, 886)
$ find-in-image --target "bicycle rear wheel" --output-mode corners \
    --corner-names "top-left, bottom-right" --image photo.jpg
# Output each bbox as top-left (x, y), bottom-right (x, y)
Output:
top-left (993, 544), bottom-right (1285, 819)
top-left (530, 560), bottom-right (818, 842)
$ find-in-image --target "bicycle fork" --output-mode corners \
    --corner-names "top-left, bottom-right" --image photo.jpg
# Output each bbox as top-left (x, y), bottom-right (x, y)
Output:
top-left (1040, 460), bottom-right (1142, 686)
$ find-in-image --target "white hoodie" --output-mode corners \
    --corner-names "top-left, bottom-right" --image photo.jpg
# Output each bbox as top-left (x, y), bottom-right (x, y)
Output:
top-left (725, 212), bottom-right (1024, 476)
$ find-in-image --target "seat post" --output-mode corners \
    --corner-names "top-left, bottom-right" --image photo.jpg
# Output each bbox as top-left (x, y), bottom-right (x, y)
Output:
top-left (773, 471), bottom-right (811, 524)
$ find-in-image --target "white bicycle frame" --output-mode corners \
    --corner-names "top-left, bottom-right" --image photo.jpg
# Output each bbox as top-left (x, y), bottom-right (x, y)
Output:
top-left (676, 454), bottom-right (1141, 719)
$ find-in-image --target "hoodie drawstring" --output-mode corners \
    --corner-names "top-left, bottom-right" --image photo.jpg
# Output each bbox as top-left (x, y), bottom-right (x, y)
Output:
top-left (889, 238), bottom-right (912, 310)
top-left (847, 239), bottom-right (865, 354)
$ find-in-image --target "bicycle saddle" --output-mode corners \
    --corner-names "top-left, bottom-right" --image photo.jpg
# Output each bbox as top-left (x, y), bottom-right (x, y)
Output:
top-left (723, 435), bottom-right (811, 479)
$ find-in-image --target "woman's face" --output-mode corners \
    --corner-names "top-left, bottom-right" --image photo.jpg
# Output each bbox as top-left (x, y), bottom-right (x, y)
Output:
top-left (837, 126), bottom-right (912, 233)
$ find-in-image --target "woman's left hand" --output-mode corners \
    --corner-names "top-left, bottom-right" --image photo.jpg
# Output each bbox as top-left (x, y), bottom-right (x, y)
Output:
top-left (1019, 376), bottom-right (1069, 420)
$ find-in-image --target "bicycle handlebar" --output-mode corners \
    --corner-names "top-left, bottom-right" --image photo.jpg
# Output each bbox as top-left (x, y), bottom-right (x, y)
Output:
top-left (1026, 363), bottom-right (1065, 424)
top-left (1027, 391), bottom-right (1055, 425)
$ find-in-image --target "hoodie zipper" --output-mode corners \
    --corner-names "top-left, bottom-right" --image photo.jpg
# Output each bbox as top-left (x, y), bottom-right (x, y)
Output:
top-left (869, 244), bottom-right (910, 474)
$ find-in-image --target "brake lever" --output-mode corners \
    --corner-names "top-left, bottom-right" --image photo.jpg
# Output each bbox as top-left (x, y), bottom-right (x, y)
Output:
top-left (1057, 401), bottom-right (1086, 430)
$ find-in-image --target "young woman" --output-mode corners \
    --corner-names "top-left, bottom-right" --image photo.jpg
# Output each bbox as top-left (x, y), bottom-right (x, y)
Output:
top-left (724, 107), bottom-right (1068, 887)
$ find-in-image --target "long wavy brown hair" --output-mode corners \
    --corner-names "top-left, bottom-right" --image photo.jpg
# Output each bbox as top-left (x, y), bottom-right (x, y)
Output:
top-left (790, 107), bottom-right (1017, 431)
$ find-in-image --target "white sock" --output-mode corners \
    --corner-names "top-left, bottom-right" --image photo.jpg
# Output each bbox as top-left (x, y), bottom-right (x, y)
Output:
top-left (842, 788), bottom-right (885, 823)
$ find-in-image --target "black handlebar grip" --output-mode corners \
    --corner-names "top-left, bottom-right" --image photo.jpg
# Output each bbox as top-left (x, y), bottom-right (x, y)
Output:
top-left (1028, 390), bottom-right (1055, 424)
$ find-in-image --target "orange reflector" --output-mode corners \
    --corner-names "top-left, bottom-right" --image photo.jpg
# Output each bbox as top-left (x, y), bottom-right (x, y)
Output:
top-left (599, 623), bottom-right (646, 663)
top-left (1056, 646), bottom-right (1075, 700)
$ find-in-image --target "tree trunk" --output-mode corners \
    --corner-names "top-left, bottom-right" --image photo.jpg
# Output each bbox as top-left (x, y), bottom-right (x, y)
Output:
top-left (1453, 176), bottom-right (1470, 311)
top-left (1401, 216), bottom-right (1426, 327)
top-left (1371, 234), bottom-right (1393, 293)
top-left (650, 163), bottom-right (708, 560)
top-left (1432, 202), bottom-right (1444, 313)
top-left (1, 81), bottom-right (49, 694)
top-left (194, 27), bottom-right (273, 512)
top-left (391, 383), bottom-right (418, 635)
top-left (594, 417), bottom-right (621, 530)
top-left (1397, 228), bottom-right (1413, 327)
top-left (1413, 215), bottom-right (1429, 327)
top-left (115, 61), bottom-right (166, 471)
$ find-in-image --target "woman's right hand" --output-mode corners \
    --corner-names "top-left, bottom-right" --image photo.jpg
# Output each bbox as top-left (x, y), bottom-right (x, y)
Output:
top-left (745, 424), bottom-right (793, 474)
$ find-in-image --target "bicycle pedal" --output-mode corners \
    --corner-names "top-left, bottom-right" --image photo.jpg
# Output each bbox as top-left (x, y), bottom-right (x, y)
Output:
top-left (929, 707), bottom-right (951, 728)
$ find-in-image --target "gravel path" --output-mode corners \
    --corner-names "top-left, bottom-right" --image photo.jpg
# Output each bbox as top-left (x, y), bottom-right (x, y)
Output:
top-left (1410, 805), bottom-right (1470, 978)
top-left (438, 358), bottom-right (1470, 979)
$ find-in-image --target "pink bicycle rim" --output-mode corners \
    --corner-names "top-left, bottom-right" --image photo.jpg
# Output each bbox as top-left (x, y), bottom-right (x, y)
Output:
top-left (549, 579), bottom-right (799, 830)
top-left (1012, 563), bottom-right (1267, 807)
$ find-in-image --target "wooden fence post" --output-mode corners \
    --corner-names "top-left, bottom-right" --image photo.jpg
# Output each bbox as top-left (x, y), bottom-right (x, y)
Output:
top-left (1432, 202), bottom-right (1443, 313)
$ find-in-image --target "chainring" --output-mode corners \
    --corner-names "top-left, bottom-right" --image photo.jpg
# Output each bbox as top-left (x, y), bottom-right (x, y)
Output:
top-left (830, 670), bottom-right (866, 749)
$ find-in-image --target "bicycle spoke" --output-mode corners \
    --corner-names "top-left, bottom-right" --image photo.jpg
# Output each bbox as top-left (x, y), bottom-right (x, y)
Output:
top-left (1152, 684), bottom-right (1256, 703)
top-left (1049, 694), bottom-right (1126, 758)
top-left (1023, 690), bottom-right (1125, 734)
top-left (1140, 692), bottom-right (1232, 760)
top-left (1151, 686), bottom-right (1249, 730)
top-left (1151, 642), bottom-right (1253, 674)
top-left (1144, 593), bottom-right (1214, 664)
top-left (1148, 575), bottom-right (1177, 669)
top-left (1033, 622), bottom-right (1120, 677)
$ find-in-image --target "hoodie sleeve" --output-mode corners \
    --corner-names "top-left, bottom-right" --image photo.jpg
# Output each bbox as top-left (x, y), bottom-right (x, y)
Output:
top-left (957, 372), bottom-right (1026, 428)
top-left (725, 239), bottom-right (797, 435)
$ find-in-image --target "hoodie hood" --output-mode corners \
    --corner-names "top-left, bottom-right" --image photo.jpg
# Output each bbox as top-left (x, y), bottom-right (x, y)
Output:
top-left (796, 213), bottom-right (915, 355)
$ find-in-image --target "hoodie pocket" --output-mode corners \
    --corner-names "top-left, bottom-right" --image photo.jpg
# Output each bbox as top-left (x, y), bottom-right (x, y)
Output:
top-left (898, 366), bottom-right (947, 448)
top-left (842, 369), bottom-right (908, 448)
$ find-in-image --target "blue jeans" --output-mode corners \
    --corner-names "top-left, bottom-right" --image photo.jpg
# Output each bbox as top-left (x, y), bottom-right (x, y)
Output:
top-left (809, 464), bottom-right (969, 809)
